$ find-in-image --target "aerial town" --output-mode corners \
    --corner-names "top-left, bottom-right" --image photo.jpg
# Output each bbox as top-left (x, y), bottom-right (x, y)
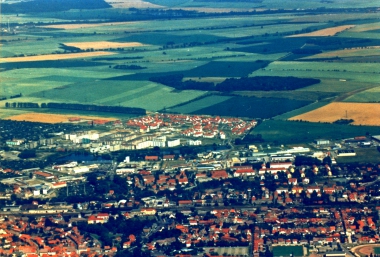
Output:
top-left (0, 113), bottom-right (380, 257)
top-left (2, 0), bottom-right (380, 255)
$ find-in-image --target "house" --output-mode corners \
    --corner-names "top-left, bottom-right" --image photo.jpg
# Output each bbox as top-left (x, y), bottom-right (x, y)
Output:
top-left (145, 156), bottom-right (159, 161)
top-left (141, 208), bottom-right (157, 216)
top-left (163, 155), bottom-right (175, 161)
top-left (211, 170), bottom-right (229, 180)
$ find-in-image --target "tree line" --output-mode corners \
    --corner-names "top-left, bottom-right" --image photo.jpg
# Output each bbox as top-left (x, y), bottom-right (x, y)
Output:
top-left (150, 74), bottom-right (320, 92)
top-left (5, 102), bottom-right (146, 114)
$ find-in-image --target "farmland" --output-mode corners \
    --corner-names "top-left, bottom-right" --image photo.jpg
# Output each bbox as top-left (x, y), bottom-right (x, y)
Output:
top-left (0, 51), bottom-right (116, 62)
top-left (252, 120), bottom-right (380, 144)
top-left (191, 96), bottom-right (312, 119)
top-left (7, 112), bottom-right (117, 124)
top-left (0, 0), bottom-right (379, 130)
top-left (287, 25), bottom-right (355, 37)
top-left (62, 41), bottom-right (146, 50)
top-left (289, 102), bottom-right (380, 126)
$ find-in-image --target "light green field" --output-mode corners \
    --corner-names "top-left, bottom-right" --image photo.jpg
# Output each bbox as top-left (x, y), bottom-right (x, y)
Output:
top-left (204, 22), bottom-right (326, 38)
top-left (344, 86), bottom-right (380, 102)
top-left (297, 79), bottom-right (378, 93)
top-left (25, 80), bottom-right (206, 111)
top-left (303, 48), bottom-right (380, 59)
top-left (251, 61), bottom-right (380, 84)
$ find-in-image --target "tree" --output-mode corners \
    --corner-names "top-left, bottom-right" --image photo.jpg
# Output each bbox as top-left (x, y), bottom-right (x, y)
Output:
top-left (323, 156), bottom-right (332, 166)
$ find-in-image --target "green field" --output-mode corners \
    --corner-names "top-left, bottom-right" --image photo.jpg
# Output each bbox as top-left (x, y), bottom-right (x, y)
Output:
top-left (169, 95), bottom-right (232, 113)
top-left (374, 247), bottom-right (380, 255)
top-left (336, 148), bottom-right (380, 164)
top-left (253, 120), bottom-right (380, 144)
top-left (272, 246), bottom-right (303, 257)
top-left (344, 86), bottom-right (380, 102)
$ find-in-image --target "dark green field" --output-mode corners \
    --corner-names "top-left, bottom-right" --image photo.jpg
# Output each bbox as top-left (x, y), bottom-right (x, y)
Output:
top-left (272, 246), bottom-right (303, 257)
top-left (191, 96), bottom-right (312, 118)
top-left (253, 120), bottom-right (380, 144)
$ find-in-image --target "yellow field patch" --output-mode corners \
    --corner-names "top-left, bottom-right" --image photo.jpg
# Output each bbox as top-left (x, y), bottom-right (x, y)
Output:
top-left (7, 112), bottom-right (117, 124)
top-left (0, 51), bottom-right (116, 63)
top-left (63, 41), bottom-right (145, 50)
top-left (40, 21), bottom-right (137, 30)
top-left (289, 102), bottom-right (380, 126)
top-left (287, 25), bottom-right (355, 37)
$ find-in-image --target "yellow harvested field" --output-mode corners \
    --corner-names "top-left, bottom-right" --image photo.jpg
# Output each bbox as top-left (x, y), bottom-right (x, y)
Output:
top-left (287, 25), bottom-right (355, 37)
top-left (63, 41), bottom-right (146, 50)
top-left (7, 113), bottom-right (117, 124)
top-left (40, 21), bottom-right (137, 30)
top-left (104, 0), bottom-right (162, 8)
top-left (0, 51), bottom-right (115, 63)
top-left (289, 102), bottom-right (380, 126)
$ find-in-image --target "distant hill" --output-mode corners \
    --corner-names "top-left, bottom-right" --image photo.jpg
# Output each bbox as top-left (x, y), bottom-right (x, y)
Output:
top-left (1, 0), bottom-right (111, 13)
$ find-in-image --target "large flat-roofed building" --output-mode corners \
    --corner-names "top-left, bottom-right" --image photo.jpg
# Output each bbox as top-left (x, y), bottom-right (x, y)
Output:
top-left (34, 171), bottom-right (55, 181)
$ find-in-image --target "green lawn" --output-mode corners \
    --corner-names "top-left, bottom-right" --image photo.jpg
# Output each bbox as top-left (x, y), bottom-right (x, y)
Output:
top-left (272, 246), bottom-right (303, 257)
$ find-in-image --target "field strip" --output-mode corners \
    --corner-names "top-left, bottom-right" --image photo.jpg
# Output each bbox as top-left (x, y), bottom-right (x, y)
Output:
top-left (289, 102), bottom-right (380, 126)
top-left (0, 51), bottom-right (116, 63)
top-left (104, 0), bottom-right (162, 8)
top-left (287, 25), bottom-right (355, 37)
top-left (302, 46), bottom-right (380, 59)
top-left (333, 85), bottom-right (377, 102)
top-left (63, 41), bottom-right (147, 50)
top-left (97, 83), bottom-right (161, 105)
top-left (39, 21), bottom-right (138, 30)
top-left (274, 101), bottom-right (330, 120)
top-left (6, 112), bottom-right (117, 124)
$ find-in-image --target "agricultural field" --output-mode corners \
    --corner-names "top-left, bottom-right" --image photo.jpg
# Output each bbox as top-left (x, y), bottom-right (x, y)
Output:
top-left (1, 0), bottom-right (380, 127)
top-left (343, 86), bottom-right (380, 103)
top-left (272, 246), bottom-right (304, 257)
top-left (0, 51), bottom-right (116, 62)
top-left (287, 25), bottom-right (355, 37)
top-left (62, 41), bottom-right (146, 50)
top-left (7, 112), bottom-right (117, 123)
top-left (252, 120), bottom-right (380, 144)
top-left (191, 96), bottom-right (312, 119)
top-left (289, 102), bottom-right (380, 126)
top-left (169, 95), bottom-right (232, 113)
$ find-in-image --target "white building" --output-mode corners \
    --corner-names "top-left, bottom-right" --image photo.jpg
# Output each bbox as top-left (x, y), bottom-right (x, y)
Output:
top-left (153, 136), bottom-right (166, 148)
top-left (188, 139), bottom-right (202, 146)
top-left (136, 140), bottom-right (153, 149)
top-left (167, 138), bottom-right (180, 148)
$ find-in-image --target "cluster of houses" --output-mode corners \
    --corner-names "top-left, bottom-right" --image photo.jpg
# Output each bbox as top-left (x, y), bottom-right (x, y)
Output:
top-left (0, 214), bottom-right (117, 257)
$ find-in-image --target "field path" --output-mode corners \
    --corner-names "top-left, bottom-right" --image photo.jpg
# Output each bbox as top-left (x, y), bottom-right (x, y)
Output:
top-left (333, 85), bottom-right (376, 102)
